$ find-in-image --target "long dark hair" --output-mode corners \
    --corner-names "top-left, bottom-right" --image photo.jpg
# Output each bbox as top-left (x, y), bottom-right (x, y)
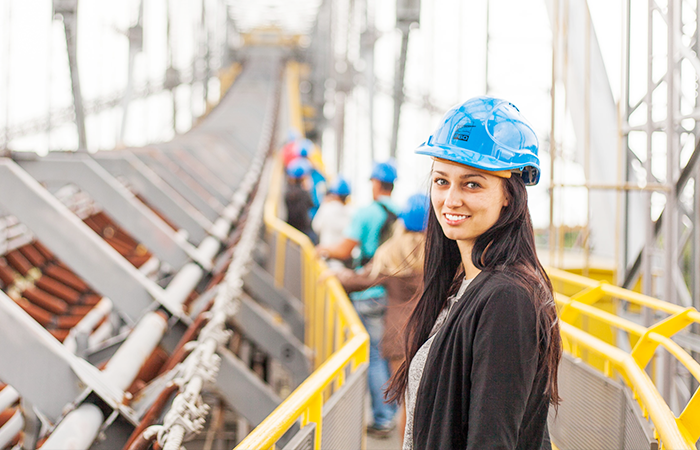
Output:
top-left (385, 173), bottom-right (561, 407)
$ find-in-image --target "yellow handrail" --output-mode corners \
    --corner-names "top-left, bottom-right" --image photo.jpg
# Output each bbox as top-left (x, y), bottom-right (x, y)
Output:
top-left (547, 266), bottom-right (700, 446)
top-left (235, 63), bottom-right (369, 450)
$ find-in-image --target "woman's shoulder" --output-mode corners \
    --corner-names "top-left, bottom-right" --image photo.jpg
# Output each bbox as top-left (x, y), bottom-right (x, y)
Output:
top-left (474, 271), bottom-right (537, 314)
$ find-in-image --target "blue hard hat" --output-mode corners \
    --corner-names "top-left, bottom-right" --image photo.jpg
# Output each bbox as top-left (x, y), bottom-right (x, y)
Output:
top-left (287, 158), bottom-right (312, 179)
top-left (416, 96), bottom-right (540, 185)
top-left (370, 160), bottom-right (398, 184)
top-left (328, 177), bottom-right (351, 197)
top-left (400, 193), bottom-right (430, 232)
top-left (298, 139), bottom-right (314, 157)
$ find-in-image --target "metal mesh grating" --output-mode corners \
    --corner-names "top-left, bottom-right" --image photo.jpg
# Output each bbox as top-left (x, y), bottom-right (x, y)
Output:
top-left (282, 422), bottom-right (316, 450)
top-left (321, 364), bottom-right (368, 450)
top-left (283, 240), bottom-right (303, 301)
top-left (623, 388), bottom-right (657, 450)
top-left (549, 354), bottom-right (626, 449)
top-left (549, 354), bottom-right (657, 450)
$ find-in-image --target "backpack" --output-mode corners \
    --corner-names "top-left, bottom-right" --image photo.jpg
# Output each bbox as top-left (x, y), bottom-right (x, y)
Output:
top-left (359, 202), bottom-right (397, 267)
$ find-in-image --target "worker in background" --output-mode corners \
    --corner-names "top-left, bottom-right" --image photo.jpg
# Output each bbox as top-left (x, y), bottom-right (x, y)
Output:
top-left (316, 160), bottom-right (399, 438)
top-left (281, 129), bottom-right (302, 167)
top-left (297, 139), bottom-right (326, 218)
top-left (284, 157), bottom-right (317, 244)
top-left (332, 192), bottom-right (429, 445)
top-left (312, 177), bottom-right (353, 269)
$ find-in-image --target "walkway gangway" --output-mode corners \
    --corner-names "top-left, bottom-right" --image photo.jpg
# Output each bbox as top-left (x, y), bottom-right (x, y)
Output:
top-left (0, 49), bottom-right (697, 450)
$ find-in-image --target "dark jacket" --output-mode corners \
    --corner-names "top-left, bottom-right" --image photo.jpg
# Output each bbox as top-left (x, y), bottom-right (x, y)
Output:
top-left (413, 270), bottom-right (551, 450)
top-left (284, 182), bottom-right (313, 234)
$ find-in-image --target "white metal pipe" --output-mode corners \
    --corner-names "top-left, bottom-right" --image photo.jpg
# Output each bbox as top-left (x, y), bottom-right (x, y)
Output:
top-left (41, 403), bottom-right (104, 450)
top-left (0, 409), bottom-right (23, 449)
top-left (45, 310), bottom-right (167, 450)
top-left (139, 256), bottom-right (161, 277)
top-left (164, 263), bottom-right (204, 307)
top-left (103, 311), bottom-right (168, 392)
top-left (0, 385), bottom-right (19, 412)
top-left (197, 235), bottom-right (222, 262)
top-left (64, 297), bottom-right (113, 353)
top-left (87, 319), bottom-right (114, 349)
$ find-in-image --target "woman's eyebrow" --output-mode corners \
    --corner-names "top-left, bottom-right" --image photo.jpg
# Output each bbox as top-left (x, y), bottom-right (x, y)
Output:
top-left (432, 169), bottom-right (486, 180)
top-left (461, 173), bottom-right (486, 180)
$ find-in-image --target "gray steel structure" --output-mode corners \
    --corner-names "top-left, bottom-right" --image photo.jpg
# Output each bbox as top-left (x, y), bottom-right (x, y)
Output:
top-left (544, 0), bottom-right (700, 416)
top-left (618, 0), bottom-right (700, 413)
top-left (0, 50), bottom-right (313, 448)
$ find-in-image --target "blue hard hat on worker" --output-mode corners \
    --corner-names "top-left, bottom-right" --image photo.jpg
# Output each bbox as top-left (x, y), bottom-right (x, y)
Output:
top-left (416, 96), bottom-right (541, 186)
top-left (328, 177), bottom-right (351, 197)
top-left (370, 160), bottom-right (398, 184)
top-left (287, 157), bottom-right (312, 179)
top-left (401, 193), bottom-right (430, 232)
top-left (298, 138), bottom-right (314, 157)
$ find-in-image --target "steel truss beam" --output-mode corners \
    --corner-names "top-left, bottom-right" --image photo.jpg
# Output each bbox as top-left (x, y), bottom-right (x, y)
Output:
top-left (176, 138), bottom-right (249, 189)
top-left (131, 152), bottom-right (221, 222)
top-left (620, 0), bottom-right (700, 412)
top-left (0, 159), bottom-right (179, 323)
top-left (15, 155), bottom-right (204, 270)
top-left (92, 153), bottom-right (215, 244)
top-left (216, 347), bottom-right (281, 426)
top-left (233, 294), bottom-right (311, 386)
top-left (243, 262), bottom-right (305, 342)
top-left (157, 144), bottom-right (234, 203)
top-left (137, 148), bottom-right (227, 211)
top-left (0, 291), bottom-right (125, 423)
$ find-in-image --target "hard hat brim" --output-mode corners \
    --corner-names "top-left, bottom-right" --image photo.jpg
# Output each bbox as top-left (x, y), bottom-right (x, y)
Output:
top-left (416, 142), bottom-right (540, 186)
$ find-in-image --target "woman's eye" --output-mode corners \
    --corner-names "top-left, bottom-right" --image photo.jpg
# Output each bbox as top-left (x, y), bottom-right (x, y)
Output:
top-left (433, 178), bottom-right (448, 186)
top-left (465, 181), bottom-right (481, 189)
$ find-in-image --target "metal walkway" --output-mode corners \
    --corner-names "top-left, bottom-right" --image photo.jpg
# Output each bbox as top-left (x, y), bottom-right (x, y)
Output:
top-left (0, 50), bottom-right (699, 450)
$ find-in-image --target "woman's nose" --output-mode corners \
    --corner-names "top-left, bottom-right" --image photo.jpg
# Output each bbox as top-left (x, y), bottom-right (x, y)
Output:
top-left (444, 186), bottom-right (462, 208)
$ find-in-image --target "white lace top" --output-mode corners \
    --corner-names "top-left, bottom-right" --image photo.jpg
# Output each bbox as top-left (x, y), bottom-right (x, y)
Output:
top-left (402, 277), bottom-right (473, 450)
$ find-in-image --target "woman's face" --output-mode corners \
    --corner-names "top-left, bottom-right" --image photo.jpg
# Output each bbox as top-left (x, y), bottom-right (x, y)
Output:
top-left (430, 159), bottom-right (508, 247)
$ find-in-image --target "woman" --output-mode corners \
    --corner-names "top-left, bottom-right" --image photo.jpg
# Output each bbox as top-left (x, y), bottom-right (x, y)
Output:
top-left (386, 96), bottom-right (561, 449)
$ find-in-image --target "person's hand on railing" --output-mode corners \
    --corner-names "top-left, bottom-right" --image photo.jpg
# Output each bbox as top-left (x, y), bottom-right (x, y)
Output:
top-left (316, 246), bottom-right (331, 260)
top-left (318, 268), bottom-right (337, 284)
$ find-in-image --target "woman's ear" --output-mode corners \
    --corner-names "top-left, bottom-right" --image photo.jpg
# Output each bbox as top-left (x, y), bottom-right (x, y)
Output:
top-left (501, 179), bottom-right (510, 207)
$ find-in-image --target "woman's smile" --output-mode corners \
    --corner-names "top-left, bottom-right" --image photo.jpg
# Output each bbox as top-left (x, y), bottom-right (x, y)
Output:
top-left (443, 212), bottom-right (470, 225)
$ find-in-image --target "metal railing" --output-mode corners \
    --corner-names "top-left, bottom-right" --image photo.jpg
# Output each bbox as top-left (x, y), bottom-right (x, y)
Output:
top-left (234, 63), bottom-right (369, 450)
top-left (548, 266), bottom-right (700, 448)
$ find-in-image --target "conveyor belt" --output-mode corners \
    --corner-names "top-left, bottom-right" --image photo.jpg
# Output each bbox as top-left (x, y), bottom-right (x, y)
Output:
top-left (0, 49), bottom-right (297, 449)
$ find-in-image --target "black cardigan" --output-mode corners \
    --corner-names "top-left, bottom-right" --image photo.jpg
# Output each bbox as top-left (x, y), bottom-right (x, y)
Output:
top-left (412, 270), bottom-right (552, 449)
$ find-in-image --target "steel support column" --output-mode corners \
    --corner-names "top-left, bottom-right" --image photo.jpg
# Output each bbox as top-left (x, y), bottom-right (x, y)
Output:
top-left (54, 0), bottom-right (87, 151)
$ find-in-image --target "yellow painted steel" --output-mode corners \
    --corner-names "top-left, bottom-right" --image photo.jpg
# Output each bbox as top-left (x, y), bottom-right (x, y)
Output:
top-left (235, 64), bottom-right (369, 450)
top-left (285, 61), bottom-right (305, 136)
top-left (548, 266), bottom-right (700, 447)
